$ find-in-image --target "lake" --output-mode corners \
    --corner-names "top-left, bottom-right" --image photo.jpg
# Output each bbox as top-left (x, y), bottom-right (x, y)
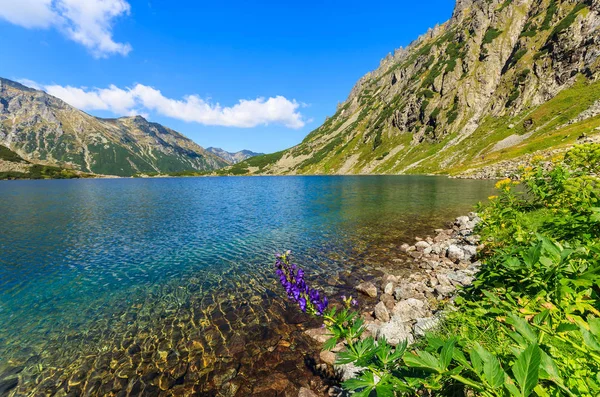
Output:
top-left (0, 176), bottom-right (494, 396)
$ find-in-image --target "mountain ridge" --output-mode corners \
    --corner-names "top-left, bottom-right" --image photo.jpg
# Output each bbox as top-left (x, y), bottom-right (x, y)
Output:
top-left (206, 147), bottom-right (264, 164)
top-left (0, 78), bottom-right (229, 177)
top-left (224, 0), bottom-right (600, 177)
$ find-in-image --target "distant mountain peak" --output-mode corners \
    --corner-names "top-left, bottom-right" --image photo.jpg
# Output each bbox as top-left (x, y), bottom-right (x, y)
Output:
top-left (206, 147), bottom-right (264, 164)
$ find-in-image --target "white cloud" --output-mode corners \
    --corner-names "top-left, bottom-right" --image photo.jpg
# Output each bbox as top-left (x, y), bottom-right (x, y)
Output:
top-left (21, 80), bottom-right (307, 129)
top-left (0, 0), bottom-right (131, 57)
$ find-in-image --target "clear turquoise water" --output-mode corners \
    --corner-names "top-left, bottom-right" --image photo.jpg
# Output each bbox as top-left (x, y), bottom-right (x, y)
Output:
top-left (0, 176), bottom-right (494, 396)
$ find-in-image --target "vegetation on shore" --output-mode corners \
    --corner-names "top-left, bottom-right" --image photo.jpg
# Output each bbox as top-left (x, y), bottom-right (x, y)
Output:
top-left (0, 165), bottom-right (93, 180)
top-left (276, 143), bottom-right (600, 396)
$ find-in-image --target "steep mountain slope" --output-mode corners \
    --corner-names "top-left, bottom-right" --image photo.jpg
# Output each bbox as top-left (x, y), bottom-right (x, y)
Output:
top-left (228, 0), bottom-right (600, 177)
top-left (0, 78), bottom-right (228, 177)
top-left (206, 147), bottom-right (264, 164)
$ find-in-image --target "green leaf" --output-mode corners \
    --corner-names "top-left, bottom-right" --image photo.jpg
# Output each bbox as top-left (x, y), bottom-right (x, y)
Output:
top-left (474, 344), bottom-right (505, 389)
top-left (375, 377), bottom-right (394, 396)
top-left (439, 340), bottom-right (455, 371)
top-left (507, 314), bottom-right (538, 343)
top-left (505, 381), bottom-right (522, 397)
top-left (538, 351), bottom-right (560, 382)
top-left (323, 337), bottom-right (338, 351)
top-left (512, 343), bottom-right (541, 397)
top-left (580, 327), bottom-right (600, 352)
top-left (556, 322), bottom-right (578, 333)
top-left (342, 371), bottom-right (376, 396)
top-left (469, 348), bottom-right (483, 376)
top-left (588, 316), bottom-right (600, 337)
top-left (403, 351), bottom-right (441, 372)
top-left (532, 310), bottom-right (550, 326)
top-left (451, 375), bottom-right (485, 392)
top-left (522, 241), bottom-right (542, 267)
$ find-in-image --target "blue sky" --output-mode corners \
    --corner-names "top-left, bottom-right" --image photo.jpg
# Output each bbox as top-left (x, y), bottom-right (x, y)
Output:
top-left (0, 0), bottom-right (455, 153)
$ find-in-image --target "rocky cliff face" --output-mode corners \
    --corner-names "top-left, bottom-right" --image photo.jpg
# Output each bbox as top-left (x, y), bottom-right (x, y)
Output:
top-left (0, 78), bottom-right (228, 176)
top-left (206, 147), bottom-right (263, 164)
top-left (230, 0), bottom-right (600, 177)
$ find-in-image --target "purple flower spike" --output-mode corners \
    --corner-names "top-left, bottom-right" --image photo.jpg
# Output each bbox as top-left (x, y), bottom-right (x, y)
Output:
top-left (298, 297), bottom-right (307, 312)
top-left (274, 252), bottom-right (329, 317)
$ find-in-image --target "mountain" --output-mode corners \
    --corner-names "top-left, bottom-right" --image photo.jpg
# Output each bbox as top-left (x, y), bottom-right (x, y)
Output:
top-left (0, 78), bottom-right (229, 177)
top-left (206, 147), bottom-right (264, 164)
top-left (225, 0), bottom-right (600, 177)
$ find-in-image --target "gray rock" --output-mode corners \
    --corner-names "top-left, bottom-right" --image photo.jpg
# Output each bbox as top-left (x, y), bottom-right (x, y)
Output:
top-left (380, 293), bottom-right (396, 310)
top-left (383, 281), bottom-right (395, 295)
top-left (435, 285), bottom-right (456, 297)
top-left (414, 316), bottom-right (441, 336)
top-left (394, 284), bottom-right (424, 301)
top-left (415, 241), bottom-right (431, 252)
top-left (447, 245), bottom-right (465, 262)
top-left (374, 301), bottom-right (391, 322)
top-left (446, 270), bottom-right (473, 286)
top-left (336, 362), bottom-right (365, 381)
top-left (462, 245), bottom-right (477, 260)
top-left (376, 316), bottom-right (414, 346)
top-left (392, 298), bottom-right (428, 322)
top-left (436, 273), bottom-right (452, 287)
top-left (399, 243), bottom-right (411, 253)
top-left (382, 274), bottom-right (398, 285)
top-left (356, 282), bottom-right (378, 298)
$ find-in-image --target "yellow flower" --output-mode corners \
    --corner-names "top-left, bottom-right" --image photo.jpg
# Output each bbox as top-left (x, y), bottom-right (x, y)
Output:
top-left (488, 195), bottom-right (498, 200)
top-left (495, 178), bottom-right (512, 190)
top-left (532, 155), bottom-right (545, 163)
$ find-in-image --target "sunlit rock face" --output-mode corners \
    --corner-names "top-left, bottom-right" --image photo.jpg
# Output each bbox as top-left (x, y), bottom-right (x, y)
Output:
top-left (230, 0), bottom-right (600, 177)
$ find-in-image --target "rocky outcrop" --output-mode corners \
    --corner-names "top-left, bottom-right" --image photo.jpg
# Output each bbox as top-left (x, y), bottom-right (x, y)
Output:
top-left (231, 0), bottom-right (600, 178)
top-left (304, 213), bottom-right (483, 384)
top-left (0, 78), bottom-right (229, 176)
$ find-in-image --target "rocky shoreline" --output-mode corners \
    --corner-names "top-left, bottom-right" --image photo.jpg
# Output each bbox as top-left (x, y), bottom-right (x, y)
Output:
top-left (302, 213), bottom-right (483, 395)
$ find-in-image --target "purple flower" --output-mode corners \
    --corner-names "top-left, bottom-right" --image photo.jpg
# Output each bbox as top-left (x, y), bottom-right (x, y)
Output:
top-left (298, 297), bottom-right (307, 312)
top-left (274, 252), bottom-right (329, 317)
top-left (351, 299), bottom-right (358, 307)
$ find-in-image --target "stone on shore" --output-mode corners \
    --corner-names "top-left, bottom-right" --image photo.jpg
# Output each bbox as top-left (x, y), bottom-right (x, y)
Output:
top-left (447, 244), bottom-right (465, 262)
top-left (374, 301), bottom-right (390, 322)
top-left (319, 350), bottom-right (336, 366)
top-left (377, 317), bottom-right (414, 346)
top-left (413, 316), bottom-right (441, 336)
top-left (380, 293), bottom-right (395, 310)
top-left (392, 298), bottom-right (428, 322)
top-left (356, 282), bottom-right (378, 298)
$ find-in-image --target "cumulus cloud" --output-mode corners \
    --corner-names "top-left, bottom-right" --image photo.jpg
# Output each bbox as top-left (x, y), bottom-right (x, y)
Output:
top-left (0, 0), bottom-right (131, 57)
top-left (21, 80), bottom-right (306, 129)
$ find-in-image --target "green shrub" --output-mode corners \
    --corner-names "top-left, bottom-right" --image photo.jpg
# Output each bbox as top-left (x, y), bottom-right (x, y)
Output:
top-left (541, 0), bottom-right (558, 30)
top-left (482, 28), bottom-right (503, 45)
